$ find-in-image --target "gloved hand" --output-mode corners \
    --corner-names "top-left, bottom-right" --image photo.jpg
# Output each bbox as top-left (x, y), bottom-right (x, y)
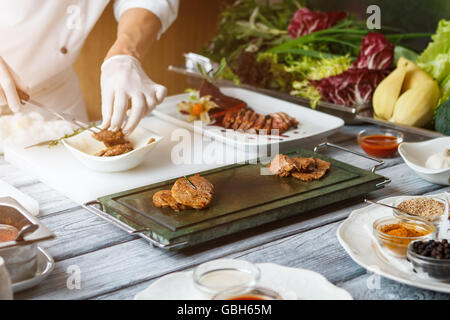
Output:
top-left (0, 57), bottom-right (29, 113)
top-left (100, 55), bottom-right (167, 134)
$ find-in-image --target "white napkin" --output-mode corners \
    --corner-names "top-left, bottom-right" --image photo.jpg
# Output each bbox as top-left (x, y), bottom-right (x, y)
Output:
top-left (0, 179), bottom-right (39, 216)
top-left (135, 263), bottom-right (352, 300)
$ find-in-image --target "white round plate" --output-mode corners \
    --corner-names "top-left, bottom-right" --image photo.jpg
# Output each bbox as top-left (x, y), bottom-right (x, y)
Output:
top-left (12, 246), bottom-right (55, 293)
top-left (135, 262), bottom-right (352, 300)
top-left (337, 194), bottom-right (450, 294)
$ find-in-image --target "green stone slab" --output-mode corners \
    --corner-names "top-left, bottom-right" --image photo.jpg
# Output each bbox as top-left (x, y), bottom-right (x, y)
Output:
top-left (98, 148), bottom-right (387, 249)
top-left (117, 161), bottom-right (358, 231)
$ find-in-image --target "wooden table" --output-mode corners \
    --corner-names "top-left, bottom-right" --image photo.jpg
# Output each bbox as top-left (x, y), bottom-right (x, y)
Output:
top-left (2, 124), bottom-right (449, 300)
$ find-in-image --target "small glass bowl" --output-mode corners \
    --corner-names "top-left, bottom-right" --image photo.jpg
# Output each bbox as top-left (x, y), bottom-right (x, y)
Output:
top-left (373, 216), bottom-right (435, 257)
top-left (212, 285), bottom-right (283, 300)
top-left (193, 259), bottom-right (261, 295)
top-left (0, 224), bottom-right (18, 243)
top-left (407, 240), bottom-right (450, 281)
top-left (393, 196), bottom-right (448, 238)
top-left (357, 128), bottom-right (404, 158)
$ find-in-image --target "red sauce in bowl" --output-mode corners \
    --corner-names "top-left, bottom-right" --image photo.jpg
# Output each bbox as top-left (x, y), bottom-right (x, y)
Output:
top-left (358, 134), bottom-right (400, 158)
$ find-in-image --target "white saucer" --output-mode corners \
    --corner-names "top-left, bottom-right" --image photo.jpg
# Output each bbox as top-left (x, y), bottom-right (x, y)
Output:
top-left (12, 246), bottom-right (55, 293)
top-left (135, 262), bottom-right (352, 300)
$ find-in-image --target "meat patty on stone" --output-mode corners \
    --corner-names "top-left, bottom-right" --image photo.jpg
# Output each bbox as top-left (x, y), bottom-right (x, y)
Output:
top-left (292, 158), bottom-right (331, 181)
top-left (268, 154), bottom-right (299, 177)
top-left (293, 157), bottom-right (316, 172)
top-left (152, 190), bottom-right (188, 211)
top-left (171, 175), bottom-right (214, 209)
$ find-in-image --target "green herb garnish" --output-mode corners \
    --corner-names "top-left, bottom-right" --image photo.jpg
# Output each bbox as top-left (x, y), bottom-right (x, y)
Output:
top-left (184, 176), bottom-right (197, 190)
top-left (25, 124), bottom-right (98, 149)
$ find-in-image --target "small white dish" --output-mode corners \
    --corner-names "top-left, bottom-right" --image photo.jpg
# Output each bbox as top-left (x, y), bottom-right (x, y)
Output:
top-left (398, 137), bottom-right (450, 185)
top-left (62, 126), bottom-right (163, 172)
top-left (135, 262), bottom-right (352, 300)
top-left (12, 246), bottom-right (54, 293)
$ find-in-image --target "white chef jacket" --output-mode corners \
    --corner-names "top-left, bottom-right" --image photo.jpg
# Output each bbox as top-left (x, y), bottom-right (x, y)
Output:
top-left (0, 0), bottom-right (179, 121)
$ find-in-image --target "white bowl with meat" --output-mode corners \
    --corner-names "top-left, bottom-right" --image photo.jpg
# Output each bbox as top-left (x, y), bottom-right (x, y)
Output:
top-left (62, 126), bottom-right (163, 173)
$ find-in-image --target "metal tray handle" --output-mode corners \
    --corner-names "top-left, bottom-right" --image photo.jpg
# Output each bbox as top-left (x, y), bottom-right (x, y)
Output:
top-left (83, 201), bottom-right (188, 250)
top-left (313, 142), bottom-right (391, 188)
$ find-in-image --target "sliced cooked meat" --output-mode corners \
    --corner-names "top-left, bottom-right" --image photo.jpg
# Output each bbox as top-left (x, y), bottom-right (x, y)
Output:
top-left (153, 190), bottom-right (188, 211)
top-left (292, 158), bottom-right (331, 181)
top-left (268, 154), bottom-right (299, 177)
top-left (93, 129), bottom-right (128, 147)
top-left (240, 110), bottom-right (258, 131)
top-left (237, 109), bottom-right (254, 131)
top-left (232, 108), bottom-right (246, 131)
top-left (222, 109), bottom-right (236, 128)
top-left (262, 117), bottom-right (272, 135)
top-left (270, 114), bottom-right (288, 134)
top-left (171, 174), bottom-right (214, 210)
top-left (293, 157), bottom-right (316, 172)
top-left (252, 114), bottom-right (267, 131)
top-left (279, 112), bottom-right (299, 127)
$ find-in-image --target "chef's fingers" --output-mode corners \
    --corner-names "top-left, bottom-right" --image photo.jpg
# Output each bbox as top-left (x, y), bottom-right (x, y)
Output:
top-left (110, 92), bottom-right (128, 131)
top-left (0, 57), bottom-right (22, 112)
top-left (154, 84), bottom-right (167, 104)
top-left (101, 89), bottom-right (114, 129)
top-left (123, 93), bottom-right (145, 134)
top-left (7, 64), bottom-right (29, 94)
top-left (144, 90), bottom-right (157, 115)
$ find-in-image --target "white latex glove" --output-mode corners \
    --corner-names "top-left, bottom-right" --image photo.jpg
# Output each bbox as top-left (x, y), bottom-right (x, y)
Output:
top-left (0, 57), bottom-right (29, 113)
top-left (100, 55), bottom-right (167, 134)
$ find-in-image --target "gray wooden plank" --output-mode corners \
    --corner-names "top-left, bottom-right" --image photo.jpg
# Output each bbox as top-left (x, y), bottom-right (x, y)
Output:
top-left (97, 187), bottom-right (450, 300)
top-left (38, 208), bottom-right (137, 261)
top-left (17, 219), bottom-right (362, 300)
top-left (337, 274), bottom-right (450, 300)
top-left (16, 164), bottom-right (447, 300)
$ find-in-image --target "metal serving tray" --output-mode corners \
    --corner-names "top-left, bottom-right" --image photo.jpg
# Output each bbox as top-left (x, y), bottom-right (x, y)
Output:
top-left (0, 197), bottom-right (55, 282)
top-left (169, 65), bottom-right (443, 139)
top-left (84, 143), bottom-right (390, 250)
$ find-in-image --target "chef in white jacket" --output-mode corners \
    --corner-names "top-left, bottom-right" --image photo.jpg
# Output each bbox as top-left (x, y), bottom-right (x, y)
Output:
top-left (0, 0), bottom-right (179, 134)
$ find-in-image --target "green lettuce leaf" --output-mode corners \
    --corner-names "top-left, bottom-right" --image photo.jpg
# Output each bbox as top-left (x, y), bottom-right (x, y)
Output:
top-left (417, 19), bottom-right (450, 104)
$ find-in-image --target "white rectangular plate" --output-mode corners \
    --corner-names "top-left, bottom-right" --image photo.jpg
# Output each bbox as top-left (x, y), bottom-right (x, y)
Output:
top-left (153, 87), bottom-right (344, 151)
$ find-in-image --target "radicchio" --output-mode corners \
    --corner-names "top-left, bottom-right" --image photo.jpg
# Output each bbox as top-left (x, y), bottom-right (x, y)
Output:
top-left (311, 33), bottom-right (394, 106)
top-left (288, 8), bottom-right (346, 38)
top-left (352, 33), bottom-right (395, 70)
top-left (311, 69), bottom-right (390, 106)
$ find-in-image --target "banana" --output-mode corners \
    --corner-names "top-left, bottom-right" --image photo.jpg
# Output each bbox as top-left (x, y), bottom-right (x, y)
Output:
top-left (372, 59), bottom-right (408, 120)
top-left (398, 57), bottom-right (435, 92)
top-left (390, 79), bottom-right (440, 127)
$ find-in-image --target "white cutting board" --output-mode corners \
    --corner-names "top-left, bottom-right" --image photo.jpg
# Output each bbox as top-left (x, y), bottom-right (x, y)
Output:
top-left (3, 116), bottom-right (261, 204)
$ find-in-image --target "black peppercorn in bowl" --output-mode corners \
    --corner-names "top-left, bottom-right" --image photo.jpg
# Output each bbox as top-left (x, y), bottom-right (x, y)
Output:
top-left (407, 239), bottom-right (450, 281)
